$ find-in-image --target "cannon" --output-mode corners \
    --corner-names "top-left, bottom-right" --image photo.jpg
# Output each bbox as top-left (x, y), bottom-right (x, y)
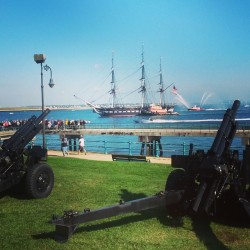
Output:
top-left (0, 109), bottom-right (54, 198)
top-left (50, 100), bottom-right (250, 242)
top-left (168, 99), bottom-right (250, 217)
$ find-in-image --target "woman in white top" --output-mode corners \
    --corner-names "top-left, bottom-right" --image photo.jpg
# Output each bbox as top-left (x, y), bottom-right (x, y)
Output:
top-left (78, 136), bottom-right (86, 155)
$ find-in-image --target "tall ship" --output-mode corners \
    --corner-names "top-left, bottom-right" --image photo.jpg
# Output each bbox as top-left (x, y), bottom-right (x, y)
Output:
top-left (82, 49), bottom-right (176, 117)
top-left (87, 55), bottom-right (141, 117)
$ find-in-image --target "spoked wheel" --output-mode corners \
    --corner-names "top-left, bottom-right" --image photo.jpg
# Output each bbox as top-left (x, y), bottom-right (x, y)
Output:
top-left (25, 163), bottom-right (54, 198)
top-left (165, 169), bottom-right (188, 216)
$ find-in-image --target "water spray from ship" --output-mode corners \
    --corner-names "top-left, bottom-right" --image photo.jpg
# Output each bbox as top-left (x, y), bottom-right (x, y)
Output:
top-left (172, 86), bottom-right (213, 111)
top-left (200, 92), bottom-right (214, 107)
top-left (172, 86), bottom-right (190, 108)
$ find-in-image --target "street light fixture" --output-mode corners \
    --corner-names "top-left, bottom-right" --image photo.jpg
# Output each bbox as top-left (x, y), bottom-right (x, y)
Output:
top-left (44, 64), bottom-right (55, 88)
top-left (34, 54), bottom-right (54, 149)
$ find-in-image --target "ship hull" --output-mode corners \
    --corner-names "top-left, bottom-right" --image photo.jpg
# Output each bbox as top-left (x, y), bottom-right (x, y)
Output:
top-left (187, 106), bottom-right (204, 111)
top-left (94, 107), bottom-right (141, 117)
top-left (94, 104), bottom-right (177, 117)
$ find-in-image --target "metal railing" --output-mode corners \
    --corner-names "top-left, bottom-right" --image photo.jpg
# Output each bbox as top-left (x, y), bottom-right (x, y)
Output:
top-left (0, 134), bottom-right (245, 159)
top-left (5, 134), bottom-right (241, 159)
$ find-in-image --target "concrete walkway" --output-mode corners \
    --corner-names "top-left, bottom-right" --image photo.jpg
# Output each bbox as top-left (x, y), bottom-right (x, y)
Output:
top-left (48, 150), bottom-right (171, 165)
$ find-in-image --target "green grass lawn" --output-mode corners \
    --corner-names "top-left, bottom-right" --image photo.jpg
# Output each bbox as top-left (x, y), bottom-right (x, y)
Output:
top-left (0, 157), bottom-right (249, 250)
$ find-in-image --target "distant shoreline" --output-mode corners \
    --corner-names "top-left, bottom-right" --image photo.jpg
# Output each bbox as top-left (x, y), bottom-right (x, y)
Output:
top-left (0, 106), bottom-right (91, 112)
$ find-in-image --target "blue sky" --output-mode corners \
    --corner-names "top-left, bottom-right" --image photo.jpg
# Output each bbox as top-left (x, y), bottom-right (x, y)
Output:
top-left (0, 0), bottom-right (250, 107)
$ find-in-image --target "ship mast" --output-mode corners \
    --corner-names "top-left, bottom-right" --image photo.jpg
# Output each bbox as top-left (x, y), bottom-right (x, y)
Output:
top-left (139, 46), bottom-right (146, 108)
top-left (158, 57), bottom-right (166, 107)
top-left (109, 52), bottom-right (117, 108)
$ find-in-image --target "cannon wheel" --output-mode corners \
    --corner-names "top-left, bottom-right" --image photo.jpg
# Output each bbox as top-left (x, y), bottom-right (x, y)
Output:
top-left (25, 163), bottom-right (54, 198)
top-left (165, 169), bottom-right (187, 216)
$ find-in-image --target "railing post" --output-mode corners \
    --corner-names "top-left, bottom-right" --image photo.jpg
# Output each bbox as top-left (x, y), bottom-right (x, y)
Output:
top-left (128, 140), bottom-right (132, 155)
top-left (104, 140), bottom-right (107, 154)
top-left (183, 142), bottom-right (186, 155)
top-left (155, 141), bottom-right (159, 157)
top-left (69, 139), bottom-right (72, 151)
top-left (73, 138), bottom-right (77, 151)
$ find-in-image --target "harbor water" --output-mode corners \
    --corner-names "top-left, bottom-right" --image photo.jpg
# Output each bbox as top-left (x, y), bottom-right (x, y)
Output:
top-left (1, 102), bottom-right (250, 157)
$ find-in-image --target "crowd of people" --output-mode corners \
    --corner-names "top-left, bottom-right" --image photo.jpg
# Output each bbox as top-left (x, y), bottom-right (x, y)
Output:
top-left (0, 119), bottom-right (89, 131)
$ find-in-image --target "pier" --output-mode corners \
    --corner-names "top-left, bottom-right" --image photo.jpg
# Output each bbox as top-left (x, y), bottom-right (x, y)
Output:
top-left (54, 127), bottom-right (250, 138)
top-left (1, 125), bottom-right (250, 140)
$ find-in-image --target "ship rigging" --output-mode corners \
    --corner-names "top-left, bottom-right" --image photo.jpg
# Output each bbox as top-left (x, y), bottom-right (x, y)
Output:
top-left (77, 49), bottom-right (176, 117)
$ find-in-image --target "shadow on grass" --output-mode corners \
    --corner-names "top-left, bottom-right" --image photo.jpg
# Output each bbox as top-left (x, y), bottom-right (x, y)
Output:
top-left (0, 179), bottom-right (32, 200)
top-left (0, 187), bottom-right (28, 200)
top-left (190, 212), bottom-right (249, 250)
top-left (32, 231), bottom-right (55, 241)
top-left (191, 217), bottom-right (229, 250)
top-left (33, 188), bottom-right (249, 249)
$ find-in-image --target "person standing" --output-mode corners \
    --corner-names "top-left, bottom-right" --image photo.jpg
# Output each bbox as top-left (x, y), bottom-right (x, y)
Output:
top-left (78, 135), bottom-right (86, 155)
top-left (61, 136), bottom-right (69, 156)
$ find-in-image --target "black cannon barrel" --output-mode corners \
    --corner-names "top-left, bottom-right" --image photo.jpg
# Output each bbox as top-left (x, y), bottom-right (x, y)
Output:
top-left (2, 109), bottom-right (50, 155)
top-left (210, 99), bottom-right (240, 157)
top-left (2, 116), bottom-right (37, 150)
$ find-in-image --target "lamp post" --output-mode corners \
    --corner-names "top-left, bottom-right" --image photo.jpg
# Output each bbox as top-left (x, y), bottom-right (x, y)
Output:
top-left (34, 54), bottom-right (54, 149)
